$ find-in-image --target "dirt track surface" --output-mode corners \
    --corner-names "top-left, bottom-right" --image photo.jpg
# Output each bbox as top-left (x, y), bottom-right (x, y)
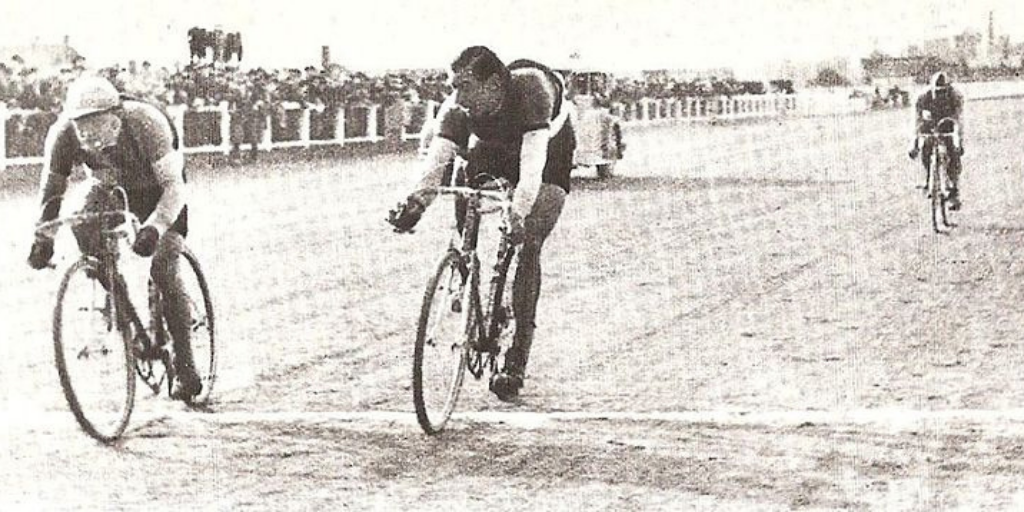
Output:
top-left (4, 99), bottom-right (1024, 510)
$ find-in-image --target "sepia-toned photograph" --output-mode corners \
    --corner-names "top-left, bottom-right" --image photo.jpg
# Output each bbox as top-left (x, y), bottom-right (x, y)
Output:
top-left (3, 0), bottom-right (1024, 509)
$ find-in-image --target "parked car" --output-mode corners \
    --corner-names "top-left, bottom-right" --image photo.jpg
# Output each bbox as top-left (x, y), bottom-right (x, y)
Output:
top-left (562, 69), bottom-right (625, 179)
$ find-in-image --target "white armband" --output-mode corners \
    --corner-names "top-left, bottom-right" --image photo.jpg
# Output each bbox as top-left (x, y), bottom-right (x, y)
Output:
top-left (511, 129), bottom-right (549, 219)
top-left (145, 151), bottom-right (187, 234)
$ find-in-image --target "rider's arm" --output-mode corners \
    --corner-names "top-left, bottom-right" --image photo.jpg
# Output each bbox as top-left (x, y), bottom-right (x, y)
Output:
top-left (914, 94), bottom-right (928, 136)
top-left (36, 118), bottom-right (78, 230)
top-left (513, 129), bottom-right (550, 220)
top-left (408, 96), bottom-right (467, 207)
top-left (512, 70), bottom-right (558, 220)
top-left (408, 137), bottom-right (459, 207)
top-left (148, 151), bottom-right (186, 234)
top-left (134, 105), bottom-right (186, 235)
top-left (953, 89), bottom-right (965, 145)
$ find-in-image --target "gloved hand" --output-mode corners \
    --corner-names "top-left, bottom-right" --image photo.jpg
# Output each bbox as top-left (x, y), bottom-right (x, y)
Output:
top-left (387, 197), bottom-right (426, 233)
top-left (27, 238), bottom-right (54, 270)
top-left (908, 146), bottom-right (920, 160)
top-left (132, 226), bottom-right (160, 257)
top-left (956, 145), bottom-right (965, 157)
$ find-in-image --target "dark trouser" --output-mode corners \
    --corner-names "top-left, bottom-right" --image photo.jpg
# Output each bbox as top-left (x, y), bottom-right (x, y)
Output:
top-left (921, 137), bottom-right (962, 191)
top-left (505, 183), bottom-right (567, 377)
top-left (72, 184), bottom-right (195, 377)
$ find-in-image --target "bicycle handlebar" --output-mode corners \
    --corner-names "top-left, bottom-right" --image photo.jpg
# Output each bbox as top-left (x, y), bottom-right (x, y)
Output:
top-left (35, 210), bottom-right (141, 241)
top-left (437, 178), bottom-right (514, 216)
top-left (34, 185), bottom-right (141, 241)
top-left (437, 186), bottom-right (512, 203)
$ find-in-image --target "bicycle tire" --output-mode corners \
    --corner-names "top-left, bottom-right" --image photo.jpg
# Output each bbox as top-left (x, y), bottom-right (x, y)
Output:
top-left (486, 244), bottom-right (518, 357)
top-left (413, 250), bottom-right (470, 435)
top-left (53, 258), bottom-right (136, 443)
top-left (174, 246), bottom-right (217, 405)
top-left (930, 149), bottom-right (944, 233)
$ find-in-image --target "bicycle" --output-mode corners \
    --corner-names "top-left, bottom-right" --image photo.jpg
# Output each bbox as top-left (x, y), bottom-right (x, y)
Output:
top-left (35, 186), bottom-right (216, 443)
top-left (918, 117), bottom-right (960, 233)
top-left (412, 174), bottom-right (519, 435)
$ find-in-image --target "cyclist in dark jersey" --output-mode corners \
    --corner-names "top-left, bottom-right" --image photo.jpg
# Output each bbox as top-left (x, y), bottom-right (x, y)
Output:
top-left (389, 46), bottom-right (575, 401)
top-left (908, 71), bottom-right (965, 210)
top-left (26, 76), bottom-right (202, 401)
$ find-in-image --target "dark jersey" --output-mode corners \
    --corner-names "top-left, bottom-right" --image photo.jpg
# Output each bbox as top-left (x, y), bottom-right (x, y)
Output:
top-left (436, 62), bottom-right (576, 193)
top-left (915, 88), bottom-right (963, 133)
top-left (44, 99), bottom-right (188, 235)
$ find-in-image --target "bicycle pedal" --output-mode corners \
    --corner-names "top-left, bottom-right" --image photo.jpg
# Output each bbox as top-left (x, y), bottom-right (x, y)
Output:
top-left (451, 299), bottom-right (462, 314)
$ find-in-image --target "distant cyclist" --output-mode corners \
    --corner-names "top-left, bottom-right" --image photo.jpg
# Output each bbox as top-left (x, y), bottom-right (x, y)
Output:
top-left (388, 46), bottom-right (575, 401)
top-left (26, 76), bottom-right (202, 401)
top-left (908, 71), bottom-right (965, 210)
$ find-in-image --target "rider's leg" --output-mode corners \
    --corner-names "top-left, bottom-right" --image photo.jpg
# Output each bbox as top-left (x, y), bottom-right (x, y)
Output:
top-left (69, 182), bottom-right (119, 290)
top-left (504, 184), bottom-right (567, 379)
top-left (920, 139), bottom-right (934, 189)
top-left (947, 145), bottom-right (963, 209)
top-left (150, 231), bottom-right (200, 397)
top-left (947, 138), bottom-right (962, 189)
top-left (70, 182), bottom-right (110, 258)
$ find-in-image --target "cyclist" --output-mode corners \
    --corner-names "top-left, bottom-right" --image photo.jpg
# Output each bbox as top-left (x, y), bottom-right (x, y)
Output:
top-left (26, 76), bottom-right (202, 401)
top-left (388, 46), bottom-right (575, 401)
top-left (908, 71), bottom-right (965, 210)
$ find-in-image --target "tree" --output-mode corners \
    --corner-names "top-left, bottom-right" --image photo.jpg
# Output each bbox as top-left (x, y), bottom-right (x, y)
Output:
top-left (811, 67), bottom-right (849, 87)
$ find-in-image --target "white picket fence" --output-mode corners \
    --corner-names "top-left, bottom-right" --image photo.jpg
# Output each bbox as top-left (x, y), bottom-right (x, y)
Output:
top-left (7, 78), bottom-right (1024, 170)
top-left (0, 100), bottom-right (401, 170)
top-left (0, 95), bottom-right (809, 169)
top-left (610, 94), bottom-right (801, 124)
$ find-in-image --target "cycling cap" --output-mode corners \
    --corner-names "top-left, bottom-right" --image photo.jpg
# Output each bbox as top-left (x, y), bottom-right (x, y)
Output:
top-left (64, 76), bottom-right (121, 119)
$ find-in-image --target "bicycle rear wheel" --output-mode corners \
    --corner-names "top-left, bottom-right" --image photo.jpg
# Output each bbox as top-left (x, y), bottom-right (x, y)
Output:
top-left (172, 246), bottom-right (217, 405)
top-left (413, 250), bottom-right (470, 434)
top-left (486, 244), bottom-right (518, 368)
top-left (53, 258), bottom-right (135, 443)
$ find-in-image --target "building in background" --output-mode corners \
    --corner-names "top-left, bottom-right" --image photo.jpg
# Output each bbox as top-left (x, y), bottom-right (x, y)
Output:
top-left (0, 36), bottom-right (83, 74)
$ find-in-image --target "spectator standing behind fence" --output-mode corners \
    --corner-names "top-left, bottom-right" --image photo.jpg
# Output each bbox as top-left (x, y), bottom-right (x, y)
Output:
top-left (228, 70), bottom-right (271, 164)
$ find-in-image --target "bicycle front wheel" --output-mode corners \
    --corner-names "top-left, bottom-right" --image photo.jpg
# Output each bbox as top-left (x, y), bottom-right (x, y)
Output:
top-left (930, 151), bottom-right (947, 233)
top-left (413, 250), bottom-right (470, 435)
top-left (53, 258), bottom-right (135, 443)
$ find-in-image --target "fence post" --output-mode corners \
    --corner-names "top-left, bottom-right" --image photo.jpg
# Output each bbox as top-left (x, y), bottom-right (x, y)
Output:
top-left (334, 107), bottom-right (346, 145)
top-left (0, 102), bottom-right (7, 171)
top-left (219, 101), bottom-right (231, 154)
top-left (262, 112), bottom-right (273, 150)
top-left (301, 107), bottom-right (312, 148)
top-left (367, 105), bottom-right (379, 140)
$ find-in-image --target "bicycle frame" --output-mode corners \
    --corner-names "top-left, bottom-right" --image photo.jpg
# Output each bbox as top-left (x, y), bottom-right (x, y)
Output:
top-left (436, 180), bottom-right (516, 377)
top-left (37, 186), bottom-right (172, 389)
top-left (919, 129), bottom-right (957, 233)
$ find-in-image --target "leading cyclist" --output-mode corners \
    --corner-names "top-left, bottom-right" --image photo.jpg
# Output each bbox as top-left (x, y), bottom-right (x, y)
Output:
top-left (26, 76), bottom-right (202, 401)
top-left (908, 71), bottom-right (965, 210)
top-left (388, 46), bottom-right (575, 401)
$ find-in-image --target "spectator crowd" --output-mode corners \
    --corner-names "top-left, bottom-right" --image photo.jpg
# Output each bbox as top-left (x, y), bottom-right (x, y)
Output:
top-left (2, 59), bottom-right (798, 115)
top-left (2, 57), bottom-right (803, 159)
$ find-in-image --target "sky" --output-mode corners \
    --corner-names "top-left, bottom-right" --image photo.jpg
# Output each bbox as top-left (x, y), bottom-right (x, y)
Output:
top-left (1, 0), bottom-right (1021, 75)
